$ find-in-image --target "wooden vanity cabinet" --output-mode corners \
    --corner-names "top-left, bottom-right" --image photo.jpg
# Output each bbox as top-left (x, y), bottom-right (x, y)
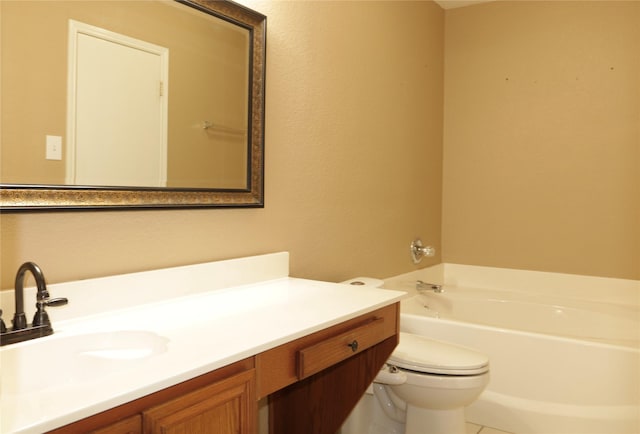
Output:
top-left (47, 358), bottom-right (256, 434)
top-left (47, 303), bottom-right (399, 434)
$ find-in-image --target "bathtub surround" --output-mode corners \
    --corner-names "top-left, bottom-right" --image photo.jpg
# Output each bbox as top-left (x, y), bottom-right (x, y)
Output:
top-left (400, 307), bottom-right (639, 434)
top-left (386, 263), bottom-right (640, 309)
top-left (383, 264), bottom-right (640, 434)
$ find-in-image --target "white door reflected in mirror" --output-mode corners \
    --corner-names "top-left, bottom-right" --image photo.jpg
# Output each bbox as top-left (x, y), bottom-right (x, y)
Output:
top-left (67, 20), bottom-right (169, 187)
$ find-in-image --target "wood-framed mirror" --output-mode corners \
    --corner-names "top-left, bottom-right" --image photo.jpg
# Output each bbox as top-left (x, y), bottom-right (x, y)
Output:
top-left (0, 0), bottom-right (265, 211)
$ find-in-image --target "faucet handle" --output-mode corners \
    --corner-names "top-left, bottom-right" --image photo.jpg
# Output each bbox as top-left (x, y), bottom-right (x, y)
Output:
top-left (45, 297), bottom-right (69, 307)
top-left (410, 239), bottom-right (436, 264)
top-left (32, 297), bottom-right (68, 327)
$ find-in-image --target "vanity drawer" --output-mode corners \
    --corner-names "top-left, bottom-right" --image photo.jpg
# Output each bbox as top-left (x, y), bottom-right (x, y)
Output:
top-left (297, 316), bottom-right (386, 379)
top-left (256, 303), bottom-right (398, 398)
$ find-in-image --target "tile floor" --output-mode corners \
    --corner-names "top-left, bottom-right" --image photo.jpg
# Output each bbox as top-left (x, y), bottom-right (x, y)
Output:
top-left (466, 422), bottom-right (515, 434)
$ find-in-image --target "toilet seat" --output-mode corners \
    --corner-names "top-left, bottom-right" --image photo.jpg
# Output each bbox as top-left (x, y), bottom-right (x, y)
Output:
top-left (389, 332), bottom-right (489, 376)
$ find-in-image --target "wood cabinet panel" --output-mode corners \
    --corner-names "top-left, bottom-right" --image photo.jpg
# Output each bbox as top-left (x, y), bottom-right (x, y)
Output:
top-left (144, 369), bottom-right (256, 434)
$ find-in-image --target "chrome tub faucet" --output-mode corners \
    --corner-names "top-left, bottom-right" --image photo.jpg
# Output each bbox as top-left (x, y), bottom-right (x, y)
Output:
top-left (416, 280), bottom-right (444, 294)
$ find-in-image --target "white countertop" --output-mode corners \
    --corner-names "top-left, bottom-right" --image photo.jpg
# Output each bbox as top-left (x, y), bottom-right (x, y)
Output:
top-left (1, 253), bottom-right (404, 434)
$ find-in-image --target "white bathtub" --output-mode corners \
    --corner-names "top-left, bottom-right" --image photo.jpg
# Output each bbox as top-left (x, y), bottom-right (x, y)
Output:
top-left (374, 264), bottom-right (640, 434)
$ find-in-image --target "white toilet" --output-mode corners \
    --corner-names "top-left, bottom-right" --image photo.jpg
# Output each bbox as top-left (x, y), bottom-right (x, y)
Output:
top-left (340, 278), bottom-right (489, 434)
top-left (375, 332), bottom-right (490, 434)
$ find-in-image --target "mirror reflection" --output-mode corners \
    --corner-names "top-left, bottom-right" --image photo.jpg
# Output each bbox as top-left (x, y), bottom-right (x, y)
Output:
top-left (2, 0), bottom-right (251, 189)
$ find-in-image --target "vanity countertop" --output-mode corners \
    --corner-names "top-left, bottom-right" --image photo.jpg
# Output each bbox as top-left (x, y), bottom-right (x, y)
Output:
top-left (0, 253), bottom-right (405, 434)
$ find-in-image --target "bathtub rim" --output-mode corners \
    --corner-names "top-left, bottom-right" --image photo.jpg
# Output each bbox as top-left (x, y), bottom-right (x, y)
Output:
top-left (384, 263), bottom-right (640, 308)
top-left (400, 309), bottom-right (640, 354)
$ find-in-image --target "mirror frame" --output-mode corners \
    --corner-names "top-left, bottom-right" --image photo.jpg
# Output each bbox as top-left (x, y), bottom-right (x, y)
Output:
top-left (0, 0), bottom-right (265, 212)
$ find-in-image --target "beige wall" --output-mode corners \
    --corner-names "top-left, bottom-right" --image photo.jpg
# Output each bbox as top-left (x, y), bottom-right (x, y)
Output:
top-left (0, 0), bottom-right (445, 289)
top-left (442, 1), bottom-right (640, 279)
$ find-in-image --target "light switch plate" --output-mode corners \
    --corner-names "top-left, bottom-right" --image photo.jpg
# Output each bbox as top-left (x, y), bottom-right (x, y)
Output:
top-left (46, 135), bottom-right (62, 160)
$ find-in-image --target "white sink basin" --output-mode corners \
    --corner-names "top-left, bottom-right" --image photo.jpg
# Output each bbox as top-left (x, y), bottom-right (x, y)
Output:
top-left (1, 330), bottom-right (169, 396)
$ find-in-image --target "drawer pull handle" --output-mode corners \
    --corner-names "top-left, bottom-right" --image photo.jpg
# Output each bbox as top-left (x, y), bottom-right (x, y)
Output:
top-left (347, 340), bottom-right (359, 352)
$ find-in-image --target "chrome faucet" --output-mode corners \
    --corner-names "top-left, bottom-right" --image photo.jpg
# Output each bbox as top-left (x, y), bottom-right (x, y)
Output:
top-left (416, 280), bottom-right (444, 293)
top-left (0, 262), bottom-right (68, 346)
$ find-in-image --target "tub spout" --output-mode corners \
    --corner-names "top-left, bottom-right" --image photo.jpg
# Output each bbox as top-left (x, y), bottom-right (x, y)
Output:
top-left (416, 280), bottom-right (444, 293)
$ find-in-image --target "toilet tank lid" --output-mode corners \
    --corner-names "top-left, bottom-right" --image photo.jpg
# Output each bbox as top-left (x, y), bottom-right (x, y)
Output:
top-left (388, 332), bottom-right (489, 375)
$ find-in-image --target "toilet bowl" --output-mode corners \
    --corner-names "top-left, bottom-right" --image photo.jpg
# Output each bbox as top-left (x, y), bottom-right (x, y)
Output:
top-left (375, 332), bottom-right (490, 434)
top-left (339, 277), bottom-right (489, 434)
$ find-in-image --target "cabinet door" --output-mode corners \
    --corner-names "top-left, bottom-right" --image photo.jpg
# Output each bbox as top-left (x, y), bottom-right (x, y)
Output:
top-left (143, 369), bottom-right (256, 434)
